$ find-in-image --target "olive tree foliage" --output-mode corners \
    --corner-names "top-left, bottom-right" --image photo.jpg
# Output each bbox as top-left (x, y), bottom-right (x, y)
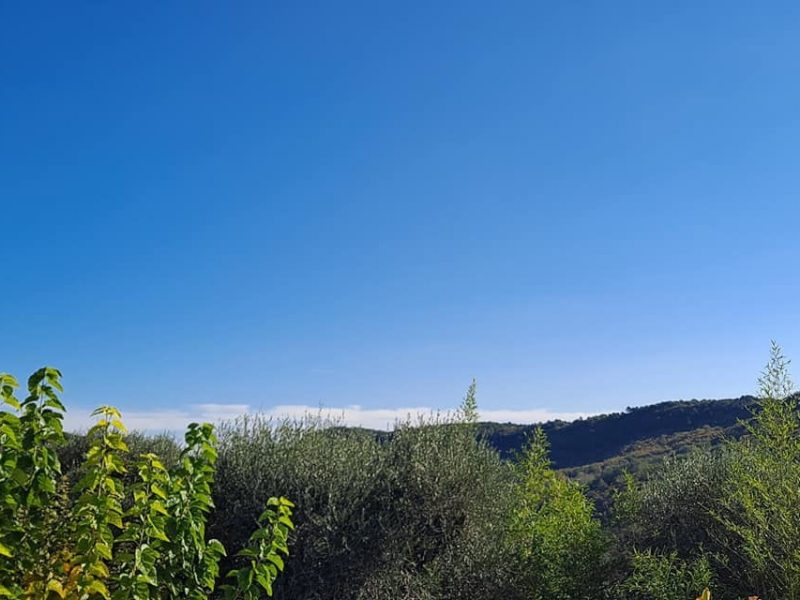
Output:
top-left (612, 448), bottom-right (732, 559)
top-left (713, 342), bottom-right (800, 599)
top-left (505, 428), bottom-right (606, 600)
top-left (211, 382), bottom-right (521, 600)
top-left (609, 447), bottom-right (738, 599)
top-left (369, 414), bottom-right (517, 600)
top-left (0, 367), bottom-right (293, 599)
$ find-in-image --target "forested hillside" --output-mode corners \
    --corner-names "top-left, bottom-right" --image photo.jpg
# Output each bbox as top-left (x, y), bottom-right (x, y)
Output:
top-left (479, 395), bottom-right (756, 466)
top-left (478, 396), bottom-right (757, 508)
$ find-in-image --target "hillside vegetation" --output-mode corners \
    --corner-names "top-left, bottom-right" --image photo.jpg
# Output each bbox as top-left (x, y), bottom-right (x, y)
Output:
top-left (479, 395), bottom-right (756, 466)
top-left (356, 396), bottom-right (755, 511)
top-left (481, 397), bottom-right (755, 510)
top-left (5, 345), bottom-right (800, 599)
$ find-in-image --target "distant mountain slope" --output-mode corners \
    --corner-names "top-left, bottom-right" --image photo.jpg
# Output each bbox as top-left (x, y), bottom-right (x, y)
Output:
top-left (562, 423), bottom-right (746, 511)
top-left (476, 395), bottom-right (758, 512)
top-left (477, 395), bottom-right (757, 468)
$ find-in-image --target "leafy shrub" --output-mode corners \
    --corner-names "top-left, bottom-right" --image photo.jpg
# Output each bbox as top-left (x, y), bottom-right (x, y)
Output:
top-left (0, 367), bottom-right (293, 599)
top-left (212, 416), bottom-right (387, 599)
top-left (505, 428), bottom-right (606, 600)
top-left (211, 389), bottom-right (519, 600)
top-left (612, 448), bottom-right (732, 558)
top-left (610, 343), bottom-right (800, 600)
top-left (619, 550), bottom-right (713, 600)
top-left (714, 342), bottom-right (800, 599)
top-left (59, 431), bottom-right (182, 485)
top-left (367, 417), bottom-right (518, 600)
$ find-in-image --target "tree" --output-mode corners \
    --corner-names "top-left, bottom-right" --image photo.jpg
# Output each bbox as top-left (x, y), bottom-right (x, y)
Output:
top-left (505, 428), bottom-right (605, 600)
top-left (458, 379), bottom-right (479, 424)
top-left (715, 342), bottom-right (800, 598)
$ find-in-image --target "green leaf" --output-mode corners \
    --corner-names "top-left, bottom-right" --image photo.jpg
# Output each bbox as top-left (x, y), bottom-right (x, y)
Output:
top-left (97, 541), bottom-right (113, 560)
top-left (278, 515), bottom-right (294, 529)
top-left (84, 579), bottom-right (111, 600)
top-left (43, 397), bottom-right (66, 412)
top-left (1, 395), bottom-right (20, 410)
top-left (255, 569), bottom-right (274, 595)
top-left (150, 527), bottom-right (170, 542)
top-left (108, 511), bottom-right (124, 529)
top-left (208, 538), bottom-right (227, 557)
top-left (266, 553), bottom-right (284, 571)
top-left (150, 500), bottom-right (169, 516)
top-left (151, 483), bottom-right (167, 499)
top-left (110, 418), bottom-right (128, 433)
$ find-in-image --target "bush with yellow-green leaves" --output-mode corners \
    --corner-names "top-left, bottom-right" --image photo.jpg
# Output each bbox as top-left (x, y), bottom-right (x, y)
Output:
top-left (0, 367), bottom-right (293, 599)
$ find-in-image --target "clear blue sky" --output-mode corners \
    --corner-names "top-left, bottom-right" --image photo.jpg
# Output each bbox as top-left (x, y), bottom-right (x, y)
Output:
top-left (3, 1), bottom-right (800, 428)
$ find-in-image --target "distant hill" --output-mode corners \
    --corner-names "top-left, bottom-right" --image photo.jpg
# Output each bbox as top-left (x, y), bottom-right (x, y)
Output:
top-left (476, 395), bottom-right (757, 511)
top-left (478, 395), bottom-right (757, 467)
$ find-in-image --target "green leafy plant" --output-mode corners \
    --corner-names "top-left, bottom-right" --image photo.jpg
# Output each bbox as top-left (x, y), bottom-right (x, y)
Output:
top-left (73, 406), bottom-right (128, 598)
top-left (114, 451), bottom-right (171, 598)
top-left (619, 550), bottom-right (713, 600)
top-left (505, 428), bottom-right (606, 600)
top-left (156, 422), bottom-right (227, 598)
top-left (221, 497), bottom-right (294, 599)
top-left (458, 379), bottom-right (479, 424)
top-left (714, 342), bottom-right (800, 598)
top-left (0, 368), bottom-right (293, 599)
top-left (0, 368), bottom-right (69, 597)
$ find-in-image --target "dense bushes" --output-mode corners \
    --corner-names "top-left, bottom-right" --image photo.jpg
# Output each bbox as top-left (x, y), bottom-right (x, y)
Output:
top-left (9, 342), bottom-right (800, 599)
top-left (212, 418), bottom-right (389, 599)
top-left (613, 449), bottom-right (732, 559)
top-left (619, 550), bottom-right (713, 600)
top-left (615, 342), bottom-right (800, 599)
top-left (206, 384), bottom-right (614, 600)
top-left (211, 410), bottom-right (520, 600)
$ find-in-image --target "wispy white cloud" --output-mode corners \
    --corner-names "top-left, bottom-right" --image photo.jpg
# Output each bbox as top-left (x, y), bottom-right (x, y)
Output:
top-left (63, 404), bottom-right (598, 433)
top-left (63, 404), bottom-right (251, 433)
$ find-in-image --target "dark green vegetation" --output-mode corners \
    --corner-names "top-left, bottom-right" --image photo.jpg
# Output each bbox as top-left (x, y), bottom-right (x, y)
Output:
top-left (480, 395), bottom-right (755, 466)
top-left (7, 343), bottom-right (800, 599)
top-left (482, 396), bottom-right (755, 511)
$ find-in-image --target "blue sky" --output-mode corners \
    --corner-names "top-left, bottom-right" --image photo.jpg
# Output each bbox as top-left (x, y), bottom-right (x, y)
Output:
top-left (3, 1), bottom-right (800, 429)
